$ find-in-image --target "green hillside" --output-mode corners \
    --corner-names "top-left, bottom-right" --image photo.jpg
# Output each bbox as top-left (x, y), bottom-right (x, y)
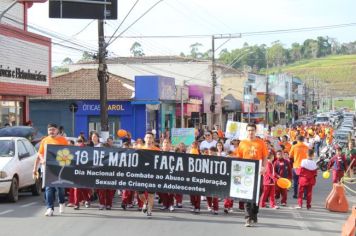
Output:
top-left (268, 54), bottom-right (356, 96)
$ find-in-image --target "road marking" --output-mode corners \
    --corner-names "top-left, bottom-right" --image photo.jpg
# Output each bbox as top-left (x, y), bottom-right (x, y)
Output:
top-left (20, 202), bottom-right (37, 208)
top-left (0, 210), bottom-right (14, 215)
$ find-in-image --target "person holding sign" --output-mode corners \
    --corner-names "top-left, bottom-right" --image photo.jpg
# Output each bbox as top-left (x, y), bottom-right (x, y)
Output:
top-left (33, 123), bottom-right (68, 217)
top-left (199, 131), bottom-right (217, 152)
top-left (139, 131), bottom-right (160, 217)
top-left (235, 123), bottom-right (267, 227)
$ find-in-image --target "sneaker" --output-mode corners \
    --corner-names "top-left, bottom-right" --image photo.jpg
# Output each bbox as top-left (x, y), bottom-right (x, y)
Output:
top-left (66, 203), bottom-right (74, 207)
top-left (99, 204), bottom-right (104, 210)
top-left (142, 204), bottom-right (147, 213)
top-left (146, 211), bottom-right (152, 217)
top-left (127, 204), bottom-right (134, 208)
top-left (44, 208), bottom-right (54, 216)
top-left (213, 210), bottom-right (218, 215)
top-left (176, 203), bottom-right (183, 208)
top-left (244, 218), bottom-right (252, 227)
top-left (73, 205), bottom-right (80, 210)
top-left (281, 203), bottom-right (287, 207)
top-left (84, 201), bottom-right (90, 208)
top-left (160, 206), bottom-right (168, 211)
top-left (295, 205), bottom-right (302, 209)
top-left (59, 204), bottom-right (65, 214)
top-left (272, 206), bottom-right (280, 209)
top-left (228, 208), bottom-right (234, 213)
top-left (121, 203), bottom-right (127, 210)
top-left (169, 206), bottom-right (175, 212)
top-left (207, 206), bottom-right (212, 212)
top-left (106, 206), bottom-right (111, 210)
top-left (194, 208), bottom-right (200, 213)
top-left (224, 208), bottom-right (228, 214)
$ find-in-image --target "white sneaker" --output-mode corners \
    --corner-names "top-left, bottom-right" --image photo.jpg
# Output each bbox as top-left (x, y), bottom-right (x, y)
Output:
top-left (44, 208), bottom-right (54, 216)
top-left (59, 204), bottom-right (65, 214)
top-left (169, 206), bottom-right (175, 212)
top-left (207, 206), bottom-right (212, 212)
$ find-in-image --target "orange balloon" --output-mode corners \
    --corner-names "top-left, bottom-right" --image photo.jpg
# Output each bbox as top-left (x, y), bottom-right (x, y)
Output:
top-left (117, 129), bottom-right (127, 138)
top-left (277, 178), bottom-right (291, 189)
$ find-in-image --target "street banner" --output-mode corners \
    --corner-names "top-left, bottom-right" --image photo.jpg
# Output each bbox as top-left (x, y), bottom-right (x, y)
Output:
top-left (44, 145), bottom-right (261, 203)
top-left (171, 128), bottom-right (195, 146)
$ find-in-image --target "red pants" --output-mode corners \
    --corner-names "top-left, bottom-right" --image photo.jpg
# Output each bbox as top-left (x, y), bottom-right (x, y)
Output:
top-left (260, 185), bottom-right (276, 207)
top-left (207, 197), bottom-right (219, 211)
top-left (74, 188), bottom-right (91, 205)
top-left (122, 189), bottom-right (135, 205)
top-left (238, 201), bottom-right (245, 210)
top-left (159, 193), bottom-right (174, 208)
top-left (97, 189), bottom-right (115, 207)
top-left (68, 188), bottom-right (75, 204)
top-left (224, 198), bottom-right (234, 208)
top-left (175, 194), bottom-right (183, 205)
top-left (275, 186), bottom-right (288, 204)
top-left (298, 184), bottom-right (313, 208)
top-left (191, 195), bottom-right (201, 209)
top-left (332, 170), bottom-right (344, 183)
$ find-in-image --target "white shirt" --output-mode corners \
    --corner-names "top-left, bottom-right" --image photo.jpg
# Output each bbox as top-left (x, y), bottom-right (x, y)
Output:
top-left (200, 140), bottom-right (217, 151)
top-left (301, 159), bottom-right (317, 170)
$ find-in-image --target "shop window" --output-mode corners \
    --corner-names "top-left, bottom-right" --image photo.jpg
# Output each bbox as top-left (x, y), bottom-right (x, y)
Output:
top-left (0, 101), bottom-right (23, 127)
top-left (88, 116), bottom-right (120, 138)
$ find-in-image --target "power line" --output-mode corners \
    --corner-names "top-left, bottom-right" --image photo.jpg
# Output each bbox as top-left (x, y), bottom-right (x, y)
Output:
top-left (106, 0), bottom-right (165, 47)
top-left (106, 0), bottom-right (140, 45)
top-left (106, 22), bottom-right (356, 39)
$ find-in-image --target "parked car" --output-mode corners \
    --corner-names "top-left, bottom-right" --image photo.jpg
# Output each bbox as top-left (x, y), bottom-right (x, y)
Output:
top-left (0, 137), bottom-right (41, 202)
top-left (0, 126), bottom-right (44, 146)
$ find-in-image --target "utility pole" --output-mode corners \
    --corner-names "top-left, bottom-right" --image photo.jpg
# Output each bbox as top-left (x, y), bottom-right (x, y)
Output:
top-left (210, 35), bottom-right (216, 129)
top-left (210, 33), bottom-right (241, 129)
top-left (98, 19), bottom-right (109, 137)
top-left (265, 58), bottom-right (269, 126)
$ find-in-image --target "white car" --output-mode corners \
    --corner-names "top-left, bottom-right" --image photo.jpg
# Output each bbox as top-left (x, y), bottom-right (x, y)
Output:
top-left (0, 137), bottom-right (41, 202)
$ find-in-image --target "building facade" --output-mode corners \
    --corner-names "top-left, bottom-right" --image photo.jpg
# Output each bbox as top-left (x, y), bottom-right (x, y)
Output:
top-left (0, 1), bottom-right (50, 127)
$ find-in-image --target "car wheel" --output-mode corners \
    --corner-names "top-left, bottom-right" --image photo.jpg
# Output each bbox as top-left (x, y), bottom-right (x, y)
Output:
top-left (8, 177), bottom-right (19, 202)
top-left (31, 178), bottom-right (41, 196)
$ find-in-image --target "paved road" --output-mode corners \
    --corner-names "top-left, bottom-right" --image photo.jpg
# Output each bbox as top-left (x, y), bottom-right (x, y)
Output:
top-left (0, 174), bottom-right (354, 236)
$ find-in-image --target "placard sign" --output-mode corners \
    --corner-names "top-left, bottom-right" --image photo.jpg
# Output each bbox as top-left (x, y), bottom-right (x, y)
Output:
top-left (45, 145), bottom-right (261, 203)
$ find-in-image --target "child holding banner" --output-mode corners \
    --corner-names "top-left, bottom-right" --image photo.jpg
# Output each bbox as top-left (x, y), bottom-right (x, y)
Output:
top-left (138, 132), bottom-right (160, 217)
top-left (206, 147), bottom-right (219, 214)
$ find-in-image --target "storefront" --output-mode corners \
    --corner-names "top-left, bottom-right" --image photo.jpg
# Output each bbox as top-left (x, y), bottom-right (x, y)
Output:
top-left (30, 68), bottom-right (146, 139)
top-left (0, 18), bottom-right (51, 127)
top-left (134, 75), bottom-right (176, 138)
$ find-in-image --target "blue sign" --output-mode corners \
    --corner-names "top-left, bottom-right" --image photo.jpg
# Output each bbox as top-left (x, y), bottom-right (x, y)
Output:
top-left (76, 100), bottom-right (132, 115)
top-left (135, 75), bottom-right (175, 101)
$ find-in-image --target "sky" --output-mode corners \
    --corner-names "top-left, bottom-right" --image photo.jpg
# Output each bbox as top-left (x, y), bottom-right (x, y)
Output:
top-left (26, 0), bottom-right (356, 66)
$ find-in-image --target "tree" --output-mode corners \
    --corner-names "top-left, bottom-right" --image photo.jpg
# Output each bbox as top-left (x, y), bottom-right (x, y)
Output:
top-left (317, 36), bottom-right (331, 57)
top-left (189, 42), bottom-right (203, 58)
top-left (130, 41), bottom-right (145, 57)
top-left (289, 43), bottom-right (302, 62)
top-left (302, 39), bottom-right (319, 59)
top-left (267, 41), bottom-right (287, 67)
top-left (62, 57), bottom-right (73, 65)
top-left (77, 51), bottom-right (93, 63)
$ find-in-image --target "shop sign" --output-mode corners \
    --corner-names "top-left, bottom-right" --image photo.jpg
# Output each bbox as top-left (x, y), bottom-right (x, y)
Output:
top-left (0, 34), bottom-right (49, 86)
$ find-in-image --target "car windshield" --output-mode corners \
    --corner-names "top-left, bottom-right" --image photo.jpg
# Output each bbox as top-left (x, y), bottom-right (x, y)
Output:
top-left (0, 140), bottom-right (15, 157)
top-left (316, 117), bottom-right (329, 122)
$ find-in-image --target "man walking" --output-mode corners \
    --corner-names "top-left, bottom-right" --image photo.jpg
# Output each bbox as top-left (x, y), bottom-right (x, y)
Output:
top-left (33, 123), bottom-right (68, 216)
top-left (289, 135), bottom-right (309, 198)
top-left (236, 123), bottom-right (267, 227)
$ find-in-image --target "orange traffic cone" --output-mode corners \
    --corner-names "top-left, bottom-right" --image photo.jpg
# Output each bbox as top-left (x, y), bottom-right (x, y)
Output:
top-left (325, 183), bottom-right (349, 213)
top-left (341, 205), bottom-right (356, 236)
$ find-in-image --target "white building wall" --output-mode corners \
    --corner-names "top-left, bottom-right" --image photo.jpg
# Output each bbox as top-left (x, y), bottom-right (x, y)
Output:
top-left (0, 1), bottom-right (24, 29)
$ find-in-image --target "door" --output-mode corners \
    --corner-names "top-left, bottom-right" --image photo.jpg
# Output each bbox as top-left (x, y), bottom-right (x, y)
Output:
top-left (17, 140), bottom-right (33, 187)
top-left (88, 116), bottom-right (120, 139)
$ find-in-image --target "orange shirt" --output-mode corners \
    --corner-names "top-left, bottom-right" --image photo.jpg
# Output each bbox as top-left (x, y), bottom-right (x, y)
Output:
top-left (190, 148), bottom-right (200, 155)
top-left (38, 135), bottom-right (69, 158)
top-left (289, 141), bottom-right (309, 168)
top-left (236, 138), bottom-right (268, 161)
top-left (280, 141), bottom-right (292, 153)
top-left (141, 145), bottom-right (160, 151)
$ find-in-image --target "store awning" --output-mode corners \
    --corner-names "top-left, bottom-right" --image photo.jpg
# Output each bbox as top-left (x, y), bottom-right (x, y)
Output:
top-left (131, 101), bottom-right (160, 105)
